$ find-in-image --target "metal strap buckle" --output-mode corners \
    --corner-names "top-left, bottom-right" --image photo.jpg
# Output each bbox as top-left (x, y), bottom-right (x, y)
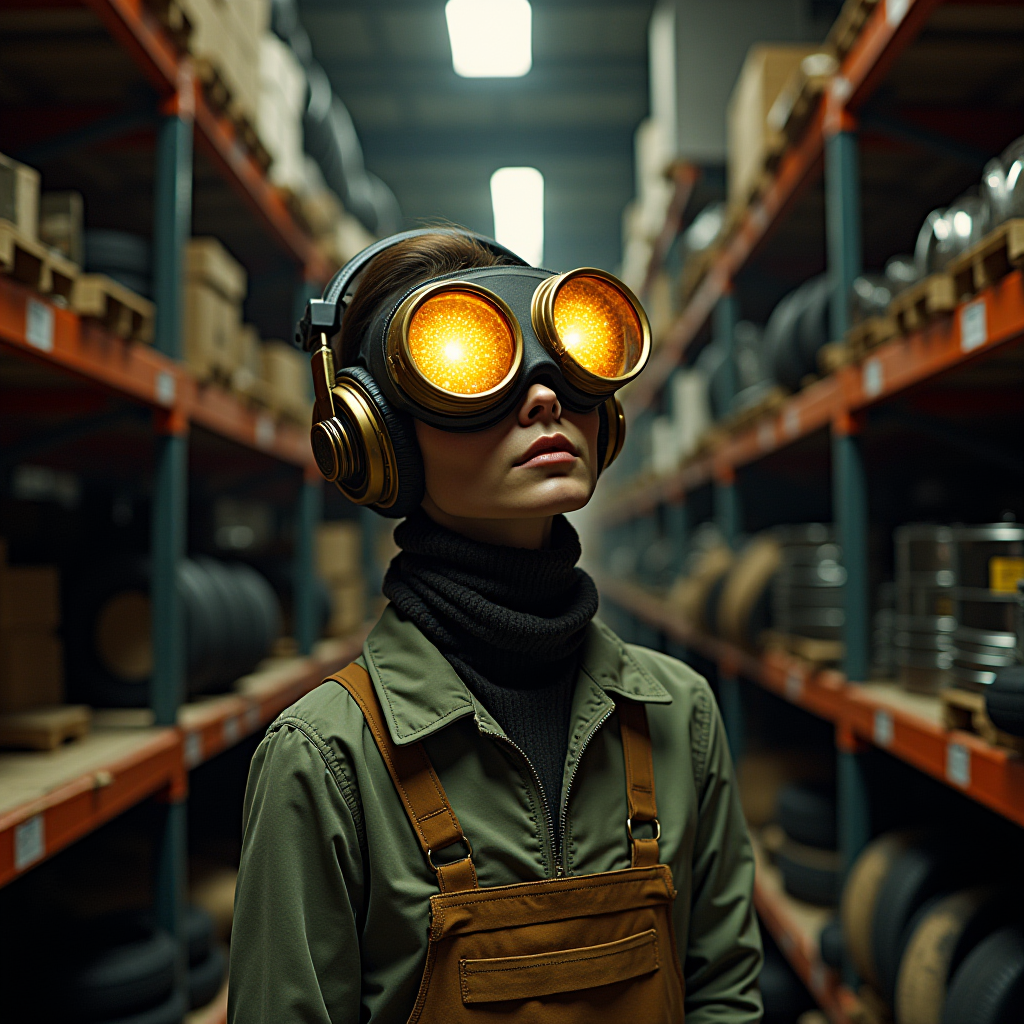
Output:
top-left (626, 817), bottom-right (661, 842)
top-left (426, 835), bottom-right (474, 871)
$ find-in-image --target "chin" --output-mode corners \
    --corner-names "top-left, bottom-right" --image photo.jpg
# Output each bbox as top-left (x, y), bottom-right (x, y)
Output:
top-left (509, 478), bottom-right (594, 517)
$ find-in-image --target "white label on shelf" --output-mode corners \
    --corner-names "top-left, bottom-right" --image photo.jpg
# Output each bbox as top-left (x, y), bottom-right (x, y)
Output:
top-left (255, 414), bottom-right (275, 449)
top-left (874, 709), bottom-right (894, 747)
top-left (783, 407), bottom-right (800, 438)
top-left (946, 742), bottom-right (970, 788)
top-left (25, 298), bottom-right (54, 352)
top-left (751, 203), bottom-right (769, 232)
top-left (758, 421), bottom-right (774, 451)
top-left (156, 371), bottom-right (176, 405)
top-left (830, 76), bottom-right (852, 104)
top-left (785, 670), bottom-right (803, 702)
top-left (184, 731), bottom-right (203, 768)
top-left (887, 0), bottom-right (910, 27)
top-left (863, 358), bottom-right (883, 398)
top-left (15, 815), bottom-right (45, 871)
top-left (960, 300), bottom-right (987, 352)
top-left (245, 705), bottom-right (261, 733)
top-left (223, 716), bottom-right (240, 745)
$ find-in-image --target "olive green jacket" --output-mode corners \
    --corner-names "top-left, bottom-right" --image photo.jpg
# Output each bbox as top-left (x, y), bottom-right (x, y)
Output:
top-left (229, 606), bottom-right (763, 1023)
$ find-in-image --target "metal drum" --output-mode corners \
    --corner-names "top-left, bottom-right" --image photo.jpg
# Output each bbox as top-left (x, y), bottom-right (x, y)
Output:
top-left (772, 525), bottom-right (845, 641)
top-left (952, 523), bottom-right (1024, 690)
top-left (894, 525), bottom-right (958, 693)
top-left (872, 582), bottom-right (897, 680)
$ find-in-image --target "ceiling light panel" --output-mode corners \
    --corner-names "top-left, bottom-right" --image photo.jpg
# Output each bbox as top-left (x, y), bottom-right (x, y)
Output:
top-left (445, 0), bottom-right (532, 78)
top-left (491, 166), bottom-right (544, 267)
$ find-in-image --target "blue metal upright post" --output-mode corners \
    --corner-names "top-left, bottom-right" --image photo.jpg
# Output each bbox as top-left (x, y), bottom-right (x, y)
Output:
top-left (827, 112), bottom-right (872, 989)
top-left (714, 468), bottom-right (741, 549)
top-left (712, 290), bottom-right (739, 415)
top-left (294, 470), bottom-right (323, 655)
top-left (150, 81), bottom-right (193, 969)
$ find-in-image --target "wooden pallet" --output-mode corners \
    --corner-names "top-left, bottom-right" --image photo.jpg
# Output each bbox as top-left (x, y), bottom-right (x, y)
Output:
top-left (941, 687), bottom-right (1024, 754)
top-left (142, 0), bottom-right (193, 52)
top-left (818, 340), bottom-right (855, 373)
top-left (947, 219), bottom-right (1024, 300)
top-left (888, 273), bottom-right (957, 334)
top-left (72, 274), bottom-right (155, 343)
top-left (845, 314), bottom-right (899, 359)
top-left (1, 219), bottom-right (81, 300)
top-left (194, 57), bottom-right (232, 116)
top-left (827, 0), bottom-right (880, 58)
top-left (767, 56), bottom-right (837, 156)
top-left (0, 705), bottom-right (92, 751)
top-left (764, 630), bottom-right (845, 666)
top-left (726, 385), bottom-right (787, 433)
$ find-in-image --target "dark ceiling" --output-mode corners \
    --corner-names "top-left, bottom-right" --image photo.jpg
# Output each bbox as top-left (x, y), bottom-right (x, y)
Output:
top-left (297, 0), bottom-right (655, 273)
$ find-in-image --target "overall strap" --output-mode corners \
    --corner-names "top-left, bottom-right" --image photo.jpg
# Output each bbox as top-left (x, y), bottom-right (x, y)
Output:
top-left (618, 699), bottom-right (660, 868)
top-left (329, 664), bottom-right (479, 893)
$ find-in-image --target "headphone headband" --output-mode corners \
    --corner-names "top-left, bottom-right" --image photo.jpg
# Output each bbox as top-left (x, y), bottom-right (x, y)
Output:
top-left (296, 228), bottom-right (529, 352)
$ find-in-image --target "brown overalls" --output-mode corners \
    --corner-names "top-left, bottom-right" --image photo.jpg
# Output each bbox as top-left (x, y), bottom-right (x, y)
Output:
top-left (332, 664), bottom-right (687, 1023)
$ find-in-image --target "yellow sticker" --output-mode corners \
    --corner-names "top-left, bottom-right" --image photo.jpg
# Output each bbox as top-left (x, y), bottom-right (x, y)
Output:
top-left (989, 556), bottom-right (1024, 593)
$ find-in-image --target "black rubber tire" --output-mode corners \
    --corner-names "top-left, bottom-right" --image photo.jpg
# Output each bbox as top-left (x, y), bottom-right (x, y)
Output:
top-left (195, 558), bottom-right (249, 688)
top-left (58, 920), bottom-right (176, 1022)
top-left (83, 230), bottom-right (152, 274)
top-left (766, 289), bottom-right (806, 392)
top-left (759, 944), bottom-right (815, 1024)
top-left (776, 843), bottom-right (841, 906)
top-left (987, 665), bottom-right (1024, 737)
top-left (820, 916), bottom-right (844, 971)
top-left (188, 942), bottom-right (227, 1010)
top-left (102, 269), bottom-right (152, 299)
top-left (104, 987), bottom-right (187, 1024)
top-left (796, 275), bottom-right (830, 374)
top-left (185, 905), bottom-right (213, 968)
top-left (941, 924), bottom-right (1024, 1024)
top-left (870, 836), bottom-right (964, 1006)
top-left (180, 559), bottom-right (225, 696)
top-left (777, 781), bottom-right (837, 850)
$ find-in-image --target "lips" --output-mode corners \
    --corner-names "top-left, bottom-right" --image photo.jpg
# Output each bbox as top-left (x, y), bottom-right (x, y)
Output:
top-left (515, 433), bottom-right (579, 467)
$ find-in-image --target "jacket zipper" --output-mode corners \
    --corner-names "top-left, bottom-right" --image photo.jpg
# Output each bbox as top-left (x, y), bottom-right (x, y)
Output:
top-left (477, 703), bottom-right (616, 878)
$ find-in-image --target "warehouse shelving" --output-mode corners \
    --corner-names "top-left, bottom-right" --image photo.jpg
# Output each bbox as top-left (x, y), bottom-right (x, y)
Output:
top-left (0, 631), bottom-right (366, 890)
top-left (599, 577), bottom-right (1024, 828)
top-left (85, 0), bottom-right (331, 284)
top-left (627, 0), bottom-right (944, 415)
top-left (605, 269), bottom-right (1024, 523)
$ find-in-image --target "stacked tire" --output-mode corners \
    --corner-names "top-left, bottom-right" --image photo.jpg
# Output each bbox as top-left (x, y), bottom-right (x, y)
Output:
top-left (841, 832), bottom-right (1024, 1023)
top-left (764, 275), bottom-right (831, 393)
top-left (773, 781), bottom-right (842, 907)
top-left (66, 558), bottom-right (282, 707)
top-left (83, 230), bottom-right (152, 299)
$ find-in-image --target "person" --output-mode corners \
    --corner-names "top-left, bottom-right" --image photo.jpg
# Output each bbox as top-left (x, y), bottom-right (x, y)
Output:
top-left (228, 229), bottom-right (763, 1023)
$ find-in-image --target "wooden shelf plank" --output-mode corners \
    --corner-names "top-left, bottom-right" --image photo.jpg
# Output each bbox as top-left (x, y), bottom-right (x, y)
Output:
top-left (0, 726), bottom-right (184, 888)
top-left (597, 577), bottom-right (1024, 828)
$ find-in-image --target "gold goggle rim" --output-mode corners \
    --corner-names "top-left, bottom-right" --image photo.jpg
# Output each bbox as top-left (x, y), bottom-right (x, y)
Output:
top-left (530, 267), bottom-right (651, 395)
top-left (385, 280), bottom-right (524, 416)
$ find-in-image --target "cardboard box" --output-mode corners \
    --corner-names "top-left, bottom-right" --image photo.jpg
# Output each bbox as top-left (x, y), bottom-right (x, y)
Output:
top-left (0, 565), bottom-right (60, 630)
top-left (727, 44), bottom-right (819, 210)
top-left (317, 522), bottom-right (363, 583)
top-left (326, 580), bottom-right (365, 638)
top-left (186, 237), bottom-right (246, 303)
top-left (184, 238), bottom-right (246, 382)
top-left (0, 151), bottom-right (40, 240)
top-left (261, 341), bottom-right (311, 423)
top-left (39, 191), bottom-right (84, 265)
top-left (0, 631), bottom-right (64, 712)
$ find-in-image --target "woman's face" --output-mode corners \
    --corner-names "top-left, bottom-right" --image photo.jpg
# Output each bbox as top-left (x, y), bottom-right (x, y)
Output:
top-left (415, 383), bottom-right (600, 544)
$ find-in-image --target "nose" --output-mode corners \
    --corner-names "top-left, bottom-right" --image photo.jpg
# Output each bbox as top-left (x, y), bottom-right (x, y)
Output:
top-left (518, 382), bottom-right (562, 426)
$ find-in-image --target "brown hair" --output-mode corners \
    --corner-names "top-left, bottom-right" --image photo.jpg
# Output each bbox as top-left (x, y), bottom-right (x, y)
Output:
top-left (338, 232), bottom-right (514, 367)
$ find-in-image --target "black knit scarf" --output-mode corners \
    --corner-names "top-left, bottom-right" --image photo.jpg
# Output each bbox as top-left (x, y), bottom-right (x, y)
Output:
top-left (382, 509), bottom-right (599, 824)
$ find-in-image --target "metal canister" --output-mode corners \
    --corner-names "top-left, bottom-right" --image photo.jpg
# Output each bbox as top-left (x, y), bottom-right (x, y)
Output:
top-left (894, 525), bottom-right (958, 692)
top-left (772, 525), bottom-right (845, 641)
top-left (952, 523), bottom-right (1024, 690)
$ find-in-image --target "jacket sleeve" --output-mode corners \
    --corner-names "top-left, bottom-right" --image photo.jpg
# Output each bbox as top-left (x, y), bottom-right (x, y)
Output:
top-left (228, 720), bottom-right (365, 1024)
top-left (683, 687), bottom-right (764, 1023)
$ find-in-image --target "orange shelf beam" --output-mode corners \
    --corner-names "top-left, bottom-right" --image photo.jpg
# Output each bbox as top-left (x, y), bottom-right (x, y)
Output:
top-left (625, 0), bottom-right (944, 416)
top-left (598, 577), bottom-right (1024, 828)
top-left (603, 271), bottom-right (1024, 525)
top-left (177, 632), bottom-right (366, 769)
top-left (0, 728), bottom-right (185, 888)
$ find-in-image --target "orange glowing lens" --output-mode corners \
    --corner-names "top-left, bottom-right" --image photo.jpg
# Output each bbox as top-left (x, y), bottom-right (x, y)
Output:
top-left (552, 275), bottom-right (643, 379)
top-left (407, 290), bottom-right (516, 395)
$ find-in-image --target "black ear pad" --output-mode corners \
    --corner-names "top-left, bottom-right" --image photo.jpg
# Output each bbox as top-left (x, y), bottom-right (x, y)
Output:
top-left (596, 402), bottom-right (610, 476)
top-left (341, 366), bottom-right (425, 519)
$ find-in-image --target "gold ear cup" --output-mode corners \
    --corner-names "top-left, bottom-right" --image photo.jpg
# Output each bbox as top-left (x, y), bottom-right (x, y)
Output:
top-left (602, 395), bottom-right (626, 470)
top-left (309, 378), bottom-right (400, 508)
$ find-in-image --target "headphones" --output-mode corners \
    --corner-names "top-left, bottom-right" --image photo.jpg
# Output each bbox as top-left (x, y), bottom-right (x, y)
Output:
top-left (296, 228), bottom-right (633, 518)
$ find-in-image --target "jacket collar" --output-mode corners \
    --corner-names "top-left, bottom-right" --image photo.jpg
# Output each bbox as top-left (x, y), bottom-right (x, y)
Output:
top-left (362, 604), bottom-right (671, 747)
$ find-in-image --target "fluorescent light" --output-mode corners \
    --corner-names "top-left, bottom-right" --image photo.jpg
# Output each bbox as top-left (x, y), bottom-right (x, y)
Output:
top-left (445, 0), bottom-right (532, 78)
top-left (491, 166), bottom-right (543, 267)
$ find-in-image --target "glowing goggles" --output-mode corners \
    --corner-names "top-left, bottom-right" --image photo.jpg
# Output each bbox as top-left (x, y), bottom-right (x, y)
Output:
top-left (384, 268), bottom-right (650, 417)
